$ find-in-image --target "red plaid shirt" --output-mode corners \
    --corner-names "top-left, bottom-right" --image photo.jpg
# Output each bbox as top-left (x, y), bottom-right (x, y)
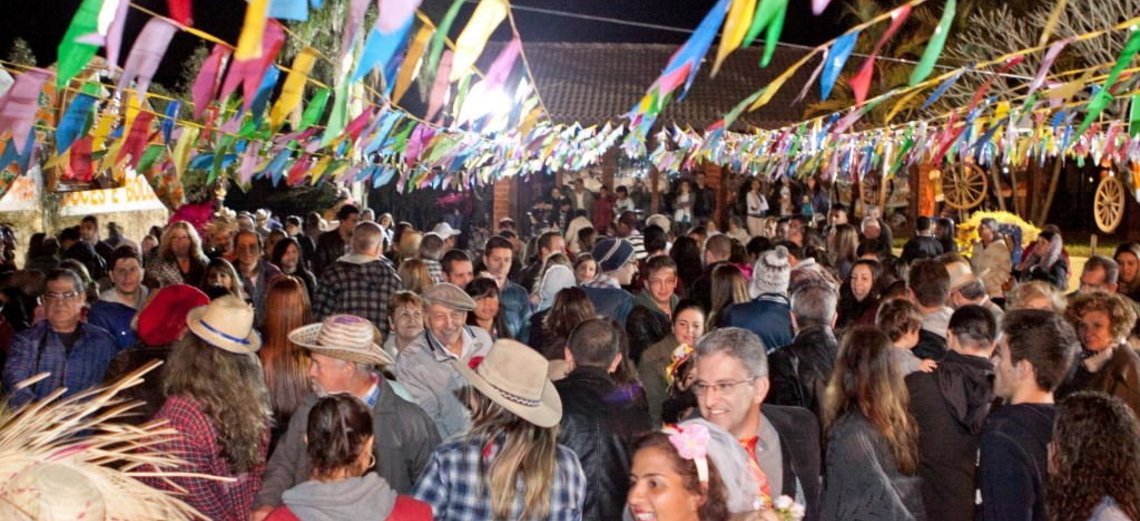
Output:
top-left (146, 395), bottom-right (268, 521)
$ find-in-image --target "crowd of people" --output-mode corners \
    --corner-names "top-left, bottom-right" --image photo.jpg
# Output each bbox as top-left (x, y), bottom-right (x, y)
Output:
top-left (2, 184), bottom-right (1140, 521)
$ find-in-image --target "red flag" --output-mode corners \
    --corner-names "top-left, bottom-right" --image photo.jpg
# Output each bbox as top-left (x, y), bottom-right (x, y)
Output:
top-left (850, 6), bottom-right (911, 106)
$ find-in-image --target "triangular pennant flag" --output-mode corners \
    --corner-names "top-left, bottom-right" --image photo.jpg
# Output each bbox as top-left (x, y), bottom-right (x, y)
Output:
top-left (1026, 39), bottom-right (1070, 98)
top-left (269, 0), bottom-right (308, 21)
top-left (162, 101), bottom-right (180, 143)
top-left (270, 47), bottom-right (318, 129)
top-left (0, 68), bottom-right (51, 152)
top-left (812, 0), bottom-right (831, 15)
top-left (426, 51), bottom-right (453, 122)
top-left (298, 88), bottom-right (331, 131)
top-left (168, 0), bottom-right (193, 25)
top-left (1077, 29), bottom-right (1140, 137)
top-left (220, 20), bottom-right (285, 108)
top-left (56, 93), bottom-right (98, 154)
top-left (759, 0), bottom-right (788, 67)
top-left (192, 44), bottom-right (230, 119)
top-left (712, 0), bottom-right (755, 76)
top-left (235, 0), bottom-right (271, 61)
top-left (352, 16), bottom-right (414, 84)
top-left (850, 5), bottom-right (911, 106)
top-left (909, 0), bottom-right (955, 86)
top-left (422, 0), bottom-right (464, 90)
top-left (57, 0), bottom-right (104, 88)
top-left (378, 0), bottom-right (423, 33)
top-left (321, 79), bottom-right (350, 147)
top-left (104, 0), bottom-right (132, 67)
top-left (249, 66), bottom-right (282, 126)
top-left (117, 18), bottom-right (180, 97)
top-left (820, 31), bottom-right (858, 100)
top-left (449, 0), bottom-right (508, 82)
top-left (342, 0), bottom-right (371, 57)
top-left (393, 26), bottom-right (434, 103)
top-left (117, 111), bottom-right (156, 168)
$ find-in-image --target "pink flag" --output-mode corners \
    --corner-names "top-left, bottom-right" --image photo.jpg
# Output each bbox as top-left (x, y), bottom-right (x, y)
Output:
top-left (238, 141), bottom-right (261, 185)
top-left (405, 123), bottom-right (435, 166)
top-left (192, 44), bottom-right (230, 119)
top-left (1027, 39), bottom-right (1070, 97)
top-left (483, 37), bottom-right (521, 88)
top-left (850, 5), bottom-right (911, 106)
top-left (812, 0), bottom-right (831, 15)
top-left (342, 0), bottom-right (371, 54)
top-left (220, 20), bottom-right (285, 105)
top-left (377, 0), bottom-right (422, 33)
top-left (426, 50), bottom-right (453, 122)
top-left (118, 18), bottom-right (179, 97)
top-left (0, 68), bottom-right (50, 151)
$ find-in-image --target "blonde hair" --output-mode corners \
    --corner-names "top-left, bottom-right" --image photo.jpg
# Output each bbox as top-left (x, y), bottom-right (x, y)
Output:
top-left (1007, 280), bottom-right (1066, 313)
top-left (466, 390), bottom-right (559, 519)
top-left (158, 221), bottom-right (208, 265)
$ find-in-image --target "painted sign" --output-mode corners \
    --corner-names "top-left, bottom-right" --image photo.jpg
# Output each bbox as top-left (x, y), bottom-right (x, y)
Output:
top-left (0, 166), bottom-right (164, 215)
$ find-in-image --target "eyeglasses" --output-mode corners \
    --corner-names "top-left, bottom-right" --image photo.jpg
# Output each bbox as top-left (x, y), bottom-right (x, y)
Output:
top-left (691, 377), bottom-right (757, 396)
top-left (43, 291), bottom-right (82, 304)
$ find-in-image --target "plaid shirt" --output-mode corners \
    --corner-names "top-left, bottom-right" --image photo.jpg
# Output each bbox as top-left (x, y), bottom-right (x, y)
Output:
top-left (144, 395), bottom-right (268, 521)
top-left (424, 259), bottom-right (445, 284)
top-left (2, 321), bottom-right (119, 408)
top-left (413, 434), bottom-right (586, 521)
top-left (312, 254), bottom-right (402, 337)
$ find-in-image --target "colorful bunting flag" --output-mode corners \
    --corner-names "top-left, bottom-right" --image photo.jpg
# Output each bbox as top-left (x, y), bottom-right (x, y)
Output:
top-left (168, 0), bottom-right (193, 25)
top-left (0, 68), bottom-right (50, 152)
top-left (378, 0), bottom-right (422, 33)
top-left (850, 5), bottom-right (911, 106)
top-left (352, 17), bottom-right (414, 84)
top-left (192, 45), bottom-right (230, 119)
top-left (56, 93), bottom-right (98, 154)
top-left (117, 18), bottom-right (180, 97)
top-left (1077, 29), bottom-right (1140, 137)
top-left (820, 31), bottom-right (858, 100)
top-left (271, 47), bottom-right (318, 128)
top-left (909, 0), bottom-right (955, 86)
top-left (235, 0), bottom-right (271, 61)
top-left (449, 0), bottom-right (508, 82)
top-left (393, 26), bottom-right (434, 103)
top-left (422, 0), bottom-right (464, 89)
top-left (712, 0), bottom-right (755, 76)
top-left (57, 0), bottom-right (105, 88)
top-left (269, 0), bottom-right (308, 21)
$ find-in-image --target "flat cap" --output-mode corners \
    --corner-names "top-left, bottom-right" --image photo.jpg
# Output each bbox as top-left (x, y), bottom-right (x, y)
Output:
top-left (422, 282), bottom-right (477, 311)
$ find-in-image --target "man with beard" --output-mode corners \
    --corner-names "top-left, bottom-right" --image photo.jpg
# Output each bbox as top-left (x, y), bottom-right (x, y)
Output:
top-left (251, 314), bottom-right (439, 521)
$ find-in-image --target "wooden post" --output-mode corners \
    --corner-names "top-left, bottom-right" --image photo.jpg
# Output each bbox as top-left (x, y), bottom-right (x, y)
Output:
top-left (1091, 234), bottom-right (1098, 256)
top-left (1038, 158), bottom-right (1064, 225)
top-left (991, 164), bottom-right (1007, 213)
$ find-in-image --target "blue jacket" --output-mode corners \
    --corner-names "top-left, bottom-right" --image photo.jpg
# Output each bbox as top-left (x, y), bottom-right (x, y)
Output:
top-left (724, 293), bottom-right (794, 352)
top-left (581, 286), bottom-right (635, 328)
top-left (499, 281), bottom-right (532, 343)
top-left (3, 320), bottom-right (119, 407)
top-left (87, 300), bottom-right (139, 350)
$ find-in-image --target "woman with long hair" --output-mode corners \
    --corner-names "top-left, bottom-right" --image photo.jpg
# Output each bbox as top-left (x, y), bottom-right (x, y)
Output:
top-left (971, 217), bottom-right (1012, 298)
top-left (706, 264), bottom-right (749, 330)
top-left (627, 421), bottom-right (744, 521)
top-left (828, 223), bottom-right (860, 282)
top-left (204, 257), bottom-right (247, 301)
top-left (836, 259), bottom-right (884, 331)
top-left (414, 339), bottom-right (586, 519)
top-left (271, 237), bottom-right (317, 300)
top-left (537, 286), bottom-right (596, 359)
top-left (1048, 392), bottom-right (1140, 521)
top-left (145, 296), bottom-right (272, 521)
top-left (397, 258), bottom-right (433, 295)
top-left (147, 221), bottom-right (209, 288)
top-left (669, 236), bottom-right (704, 296)
top-left (466, 276), bottom-right (512, 340)
top-left (264, 395), bottom-right (432, 520)
top-left (259, 277), bottom-right (312, 443)
top-left (820, 326), bottom-right (922, 520)
top-left (1115, 242), bottom-right (1140, 302)
top-left (935, 218), bottom-right (958, 254)
top-left (673, 181), bottom-right (694, 230)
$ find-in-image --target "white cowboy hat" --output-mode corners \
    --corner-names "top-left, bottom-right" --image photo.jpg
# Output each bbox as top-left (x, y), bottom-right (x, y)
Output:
top-left (452, 339), bottom-right (562, 428)
top-left (946, 261), bottom-right (978, 292)
top-left (185, 295), bottom-right (262, 354)
top-left (431, 222), bottom-right (462, 238)
top-left (288, 315), bottom-right (394, 367)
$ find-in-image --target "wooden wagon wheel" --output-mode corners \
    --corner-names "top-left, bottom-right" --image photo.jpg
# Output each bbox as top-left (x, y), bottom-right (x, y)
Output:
top-left (941, 163), bottom-right (989, 210)
top-left (1095, 175), bottom-right (1126, 233)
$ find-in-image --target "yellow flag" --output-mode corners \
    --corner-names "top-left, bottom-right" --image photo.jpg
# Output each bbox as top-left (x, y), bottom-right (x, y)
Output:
top-left (1043, 69), bottom-right (1094, 101)
top-left (713, 0), bottom-right (755, 76)
top-left (449, 0), bottom-right (508, 82)
top-left (394, 27), bottom-right (434, 104)
top-left (308, 155), bottom-right (333, 184)
top-left (748, 64), bottom-right (798, 111)
top-left (885, 88), bottom-right (925, 124)
top-left (173, 126), bottom-right (200, 176)
top-left (235, 0), bottom-right (271, 61)
top-left (270, 48), bottom-right (319, 129)
top-left (90, 113), bottom-right (117, 151)
top-left (100, 137), bottom-right (125, 172)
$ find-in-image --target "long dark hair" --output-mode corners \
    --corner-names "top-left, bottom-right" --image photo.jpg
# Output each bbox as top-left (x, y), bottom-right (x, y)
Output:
top-left (822, 326), bottom-right (918, 475)
top-left (465, 277), bottom-right (511, 339)
top-left (306, 394), bottom-right (374, 480)
top-left (632, 431), bottom-right (728, 520)
top-left (670, 236), bottom-right (703, 291)
top-left (1049, 392), bottom-right (1140, 521)
top-left (837, 259), bottom-right (884, 330)
top-left (541, 287), bottom-right (595, 358)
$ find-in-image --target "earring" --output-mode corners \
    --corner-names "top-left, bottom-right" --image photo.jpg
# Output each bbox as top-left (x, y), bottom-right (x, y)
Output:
top-left (367, 453), bottom-right (376, 469)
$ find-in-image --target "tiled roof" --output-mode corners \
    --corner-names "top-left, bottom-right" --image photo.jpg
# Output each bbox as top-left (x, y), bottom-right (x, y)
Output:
top-left (486, 42), bottom-right (821, 131)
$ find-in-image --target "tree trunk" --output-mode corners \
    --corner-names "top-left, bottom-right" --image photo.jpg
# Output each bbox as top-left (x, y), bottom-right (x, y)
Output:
top-left (1038, 158), bottom-right (1064, 225)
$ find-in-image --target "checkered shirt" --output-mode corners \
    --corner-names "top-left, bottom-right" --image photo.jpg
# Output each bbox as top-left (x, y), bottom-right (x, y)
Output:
top-left (312, 256), bottom-right (402, 337)
top-left (413, 434), bottom-right (586, 521)
top-left (2, 321), bottom-right (120, 408)
top-left (144, 395), bottom-right (268, 521)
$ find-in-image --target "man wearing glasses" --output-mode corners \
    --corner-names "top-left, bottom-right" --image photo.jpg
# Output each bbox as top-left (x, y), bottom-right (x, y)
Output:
top-left (692, 327), bottom-right (822, 520)
top-left (2, 268), bottom-right (118, 407)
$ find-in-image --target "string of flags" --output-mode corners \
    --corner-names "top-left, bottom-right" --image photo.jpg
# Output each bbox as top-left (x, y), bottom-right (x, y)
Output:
top-left (0, 0), bottom-right (1137, 214)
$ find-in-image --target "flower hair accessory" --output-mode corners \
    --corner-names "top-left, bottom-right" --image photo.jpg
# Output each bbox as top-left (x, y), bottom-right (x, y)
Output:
top-left (665, 423), bottom-right (710, 483)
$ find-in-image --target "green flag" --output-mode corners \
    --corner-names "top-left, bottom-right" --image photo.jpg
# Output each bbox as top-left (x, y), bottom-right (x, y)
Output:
top-left (57, 0), bottom-right (104, 89)
top-left (909, 0), bottom-right (956, 86)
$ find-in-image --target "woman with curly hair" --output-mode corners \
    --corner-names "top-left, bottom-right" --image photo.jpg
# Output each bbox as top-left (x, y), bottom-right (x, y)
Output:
top-left (820, 326), bottom-right (922, 520)
top-left (1058, 290), bottom-right (1140, 416)
top-left (144, 295), bottom-right (272, 521)
top-left (836, 259), bottom-right (884, 331)
top-left (1048, 392), bottom-right (1140, 521)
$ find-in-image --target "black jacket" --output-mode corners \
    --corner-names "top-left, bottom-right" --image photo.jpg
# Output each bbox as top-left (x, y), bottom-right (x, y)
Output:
top-left (625, 297), bottom-right (672, 364)
top-left (907, 351), bottom-right (994, 521)
top-left (901, 235), bottom-right (945, 265)
top-left (766, 404), bottom-right (824, 521)
top-left (556, 366), bottom-right (652, 521)
top-left (913, 329), bottom-right (948, 361)
top-left (63, 241), bottom-right (107, 281)
top-left (766, 326), bottom-right (838, 417)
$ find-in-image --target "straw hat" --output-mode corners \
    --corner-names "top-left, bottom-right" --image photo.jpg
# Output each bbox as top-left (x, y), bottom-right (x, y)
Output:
top-left (288, 315), bottom-right (394, 367)
top-left (0, 462), bottom-right (106, 520)
top-left (946, 261), bottom-right (978, 292)
top-left (452, 339), bottom-right (562, 428)
top-left (185, 295), bottom-right (262, 354)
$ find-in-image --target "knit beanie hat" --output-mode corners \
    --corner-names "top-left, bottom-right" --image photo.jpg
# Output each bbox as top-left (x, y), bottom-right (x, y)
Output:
top-left (592, 238), bottom-right (636, 274)
top-left (750, 246), bottom-right (791, 297)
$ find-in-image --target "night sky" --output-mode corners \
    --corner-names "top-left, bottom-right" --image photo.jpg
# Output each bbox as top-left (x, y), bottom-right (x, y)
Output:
top-left (1, 0), bottom-right (848, 88)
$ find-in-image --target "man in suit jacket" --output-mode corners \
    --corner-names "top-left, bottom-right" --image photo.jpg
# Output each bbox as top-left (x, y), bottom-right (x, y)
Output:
top-left (569, 178), bottom-right (596, 216)
top-left (692, 327), bottom-right (822, 521)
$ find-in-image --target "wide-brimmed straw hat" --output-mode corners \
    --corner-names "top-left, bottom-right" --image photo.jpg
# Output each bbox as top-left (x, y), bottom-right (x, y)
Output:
top-left (0, 462), bottom-right (106, 520)
top-left (288, 315), bottom-right (394, 367)
top-left (185, 295), bottom-right (262, 354)
top-left (452, 339), bottom-right (562, 427)
top-left (946, 261), bottom-right (978, 292)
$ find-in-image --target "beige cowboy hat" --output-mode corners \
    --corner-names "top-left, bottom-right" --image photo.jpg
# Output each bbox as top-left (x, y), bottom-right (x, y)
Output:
top-left (452, 339), bottom-right (562, 428)
top-left (946, 261), bottom-right (978, 292)
top-left (288, 315), bottom-right (395, 367)
top-left (185, 295), bottom-right (262, 354)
